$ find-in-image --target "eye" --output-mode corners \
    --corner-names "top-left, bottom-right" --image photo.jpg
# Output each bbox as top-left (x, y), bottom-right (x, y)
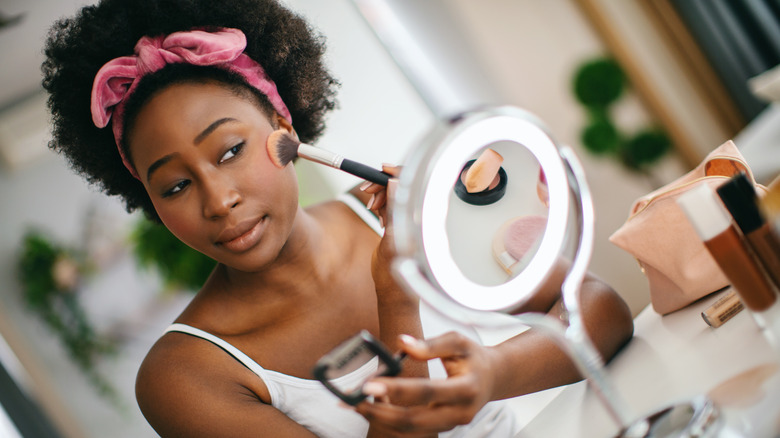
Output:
top-left (162, 180), bottom-right (190, 198)
top-left (219, 142), bottom-right (245, 163)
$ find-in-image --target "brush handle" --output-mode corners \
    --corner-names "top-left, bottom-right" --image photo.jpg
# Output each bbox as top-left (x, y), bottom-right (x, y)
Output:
top-left (341, 159), bottom-right (390, 186)
top-left (297, 143), bottom-right (390, 186)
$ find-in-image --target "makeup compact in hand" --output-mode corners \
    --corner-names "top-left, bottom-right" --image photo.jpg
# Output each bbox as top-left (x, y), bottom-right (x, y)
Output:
top-left (312, 330), bottom-right (404, 405)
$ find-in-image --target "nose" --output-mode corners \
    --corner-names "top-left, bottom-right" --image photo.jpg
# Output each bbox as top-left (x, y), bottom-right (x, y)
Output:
top-left (201, 174), bottom-right (241, 219)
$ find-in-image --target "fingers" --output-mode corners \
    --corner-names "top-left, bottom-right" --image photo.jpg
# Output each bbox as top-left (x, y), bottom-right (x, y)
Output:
top-left (360, 164), bottom-right (401, 193)
top-left (382, 163), bottom-right (402, 178)
top-left (355, 396), bottom-right (478, 437)
top-left (364, 179), bottom-right (398, 230)
top-left (365, 375), bottom-right (479, 407)
top-left (398, 332), bottom-right (474, 362)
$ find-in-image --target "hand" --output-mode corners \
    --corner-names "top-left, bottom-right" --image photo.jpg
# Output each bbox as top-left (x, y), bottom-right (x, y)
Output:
top-left (354, 332), bottom-right (498, 437)
top-left (360, 164), bottom-right (401, 229)
top-left (361, 165), bottom-right (403, 296)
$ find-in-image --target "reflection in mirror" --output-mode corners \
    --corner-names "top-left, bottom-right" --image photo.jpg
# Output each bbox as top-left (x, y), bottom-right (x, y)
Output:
top-left (393, 106), bottom-right (572, 317)
top-left (446, 142), bottom-right (549, 287)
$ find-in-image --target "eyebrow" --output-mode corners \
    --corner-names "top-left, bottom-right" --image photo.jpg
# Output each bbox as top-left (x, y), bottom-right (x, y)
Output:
top-left (146, 117), bottom-right (239, 183)
top-left (194, 117), bottom-right (238, 145)
top-left (146, 154), bottom-right (174, 184)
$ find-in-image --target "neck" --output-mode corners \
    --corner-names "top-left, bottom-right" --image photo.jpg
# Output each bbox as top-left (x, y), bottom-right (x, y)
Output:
top-left (207, 206), bottom-right (334, 304)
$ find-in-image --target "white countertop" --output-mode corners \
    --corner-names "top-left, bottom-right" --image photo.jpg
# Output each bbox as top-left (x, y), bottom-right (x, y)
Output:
top-left (515, 289), bottom-right (780, 437)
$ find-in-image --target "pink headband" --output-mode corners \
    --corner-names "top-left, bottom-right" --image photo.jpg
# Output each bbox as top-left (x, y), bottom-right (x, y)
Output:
top-left (90, 28), bottom-right (291, 179)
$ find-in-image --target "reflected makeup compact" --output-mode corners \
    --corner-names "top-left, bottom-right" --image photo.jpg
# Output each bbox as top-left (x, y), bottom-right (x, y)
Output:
top-left (454, 158), bottom-right (508, 206)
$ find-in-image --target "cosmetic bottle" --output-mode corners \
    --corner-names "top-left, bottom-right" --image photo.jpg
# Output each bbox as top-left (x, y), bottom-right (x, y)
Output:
top-left (716, 173), bottom-right (780, 292)
top-left (762, 177), bottom-right (780, 235)
top-left (677, 184), bottom-right (780, 349)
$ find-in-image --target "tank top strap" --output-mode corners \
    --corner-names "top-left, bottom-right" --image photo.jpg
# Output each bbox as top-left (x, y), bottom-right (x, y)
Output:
top-left (336, 193), bottom-right (383, 235)
top-left (164, 323), bottom-right (282, 403)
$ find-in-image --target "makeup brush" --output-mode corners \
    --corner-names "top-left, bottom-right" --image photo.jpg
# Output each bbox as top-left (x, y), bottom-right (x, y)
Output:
top-left (267, 130), bottom-right (390, 186)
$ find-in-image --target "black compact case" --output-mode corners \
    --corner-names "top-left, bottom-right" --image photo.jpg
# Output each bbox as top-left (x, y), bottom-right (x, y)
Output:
top-left (312, 330), bottom-right (404, 405)
top-left (454, 159), bottom-right (508, 206)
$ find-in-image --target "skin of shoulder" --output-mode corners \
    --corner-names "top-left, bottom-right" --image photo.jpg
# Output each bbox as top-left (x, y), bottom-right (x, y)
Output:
top-left (136, 329), bottom-right (320, 437)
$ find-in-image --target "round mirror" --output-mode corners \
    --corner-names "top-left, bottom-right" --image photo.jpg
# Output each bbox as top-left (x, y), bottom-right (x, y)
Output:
top-left (392, 106), bottom-right (572, 315)
top-left (391, 105), bottom-right (723, 437)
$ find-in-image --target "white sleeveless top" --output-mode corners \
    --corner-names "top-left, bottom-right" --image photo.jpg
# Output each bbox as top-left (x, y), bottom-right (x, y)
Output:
top-left (164, 194), bottom-right (519, 437)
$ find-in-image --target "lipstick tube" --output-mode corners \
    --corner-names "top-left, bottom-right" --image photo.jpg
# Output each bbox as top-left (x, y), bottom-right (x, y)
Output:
top-left (678, 183), bottom-right (780, 350)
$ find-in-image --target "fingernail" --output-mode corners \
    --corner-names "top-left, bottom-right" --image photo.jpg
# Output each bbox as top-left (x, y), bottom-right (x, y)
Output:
top-left (399, 334), bottom-right (421, 347)
top-left (387, 178), bottom-right (398, 199)
top-left (366, 194), bottom-right (375, 210)
top-left (378, 215), bottom-right (385, 229)
top-left (362, 381), bottom-right (387, 397)
top-left (359, 181), bottom-right (373, 191)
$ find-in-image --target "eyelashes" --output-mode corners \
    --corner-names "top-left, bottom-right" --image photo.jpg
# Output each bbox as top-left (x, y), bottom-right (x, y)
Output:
top-left (220, 141), bottom-right (245, 163)
top-left (162, 180), bottom-right (190, 198)
top-left (160, 141), bottom-right (247, 198)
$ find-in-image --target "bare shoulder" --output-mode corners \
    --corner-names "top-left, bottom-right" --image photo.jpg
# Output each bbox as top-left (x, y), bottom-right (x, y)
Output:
top-left (135, 332), bottom-right (244, 430)
top-left (136, 332), bottom-right (316, 437)
top-left (304, 188), bottom-right (379, 237)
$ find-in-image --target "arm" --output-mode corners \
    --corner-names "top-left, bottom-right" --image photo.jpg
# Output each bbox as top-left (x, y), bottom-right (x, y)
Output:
top-left (357, 168), bottom-right (435, 438)
top-left (352, 274), bottom-right (634, 436)
top-left (352, 167), bottom-right (428, 378)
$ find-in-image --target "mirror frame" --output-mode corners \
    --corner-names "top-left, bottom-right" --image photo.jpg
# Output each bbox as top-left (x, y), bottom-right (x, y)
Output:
top-left (392, 106), bottom-right (571, 314)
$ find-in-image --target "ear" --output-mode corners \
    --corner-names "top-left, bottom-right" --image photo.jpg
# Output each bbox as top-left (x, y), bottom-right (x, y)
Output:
top-left (275, 113), bottom-right (298, 140)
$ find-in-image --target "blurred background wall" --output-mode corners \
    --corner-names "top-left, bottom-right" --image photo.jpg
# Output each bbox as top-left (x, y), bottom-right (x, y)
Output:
top-left (0, 0), bottom-right (777, 436)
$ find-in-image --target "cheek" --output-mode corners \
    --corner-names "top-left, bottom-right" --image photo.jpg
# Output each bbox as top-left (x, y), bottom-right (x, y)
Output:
top-left (153, 203), bottom-right (202, 248)
top-left (247, 156), bottom-right (299, 203)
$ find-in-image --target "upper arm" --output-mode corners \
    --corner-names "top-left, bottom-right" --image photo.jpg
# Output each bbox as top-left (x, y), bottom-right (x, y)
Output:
top-left (135, 337), bottom-right (318, 438)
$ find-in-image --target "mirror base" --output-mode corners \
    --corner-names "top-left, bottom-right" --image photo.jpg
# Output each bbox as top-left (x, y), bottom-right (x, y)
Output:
top-left (616, 395), bottom-right (720, 438)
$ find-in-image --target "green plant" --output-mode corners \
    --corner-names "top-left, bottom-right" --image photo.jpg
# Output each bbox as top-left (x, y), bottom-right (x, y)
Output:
top-left (573, 57), bottom-right (672, 173)
top-left (130, 219), bottom-right (216, 292)
top-left (17, 230), bottom-right (120, 405)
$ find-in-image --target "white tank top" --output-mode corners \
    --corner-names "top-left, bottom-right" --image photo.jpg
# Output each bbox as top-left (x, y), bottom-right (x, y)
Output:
top-left (164, 194), bottom-right (519, 437)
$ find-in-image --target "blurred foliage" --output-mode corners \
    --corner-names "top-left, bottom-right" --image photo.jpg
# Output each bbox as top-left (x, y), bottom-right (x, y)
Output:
top-left (573, 58), bottom-right (625, 110)
top-left (130, 219), bottom-right (215, 292)
top-left (573, 56), bottom-right (672, 172)
top-left (17, 230), bottom-right (120, 406)
top-left (581, 116), bottom-right (621, 155)
top-left (620, 128), bottom-right (671, 170)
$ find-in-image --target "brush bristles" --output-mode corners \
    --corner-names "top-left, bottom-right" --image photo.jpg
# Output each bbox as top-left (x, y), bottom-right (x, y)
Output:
top-left (267, 130), bottom-right (300, 168)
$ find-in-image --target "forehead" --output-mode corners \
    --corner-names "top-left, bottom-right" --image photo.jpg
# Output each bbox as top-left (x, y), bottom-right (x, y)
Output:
top-left (129, 82), bottom-right (273, 141)
top-left (127, 82), bottom-right (276, 170)
top-left (140, 81), bottom-right (268, 123)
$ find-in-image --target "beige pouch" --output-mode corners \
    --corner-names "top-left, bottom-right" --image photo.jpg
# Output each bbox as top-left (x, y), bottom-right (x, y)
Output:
top-left (609, 140), bottom-right (764, 315)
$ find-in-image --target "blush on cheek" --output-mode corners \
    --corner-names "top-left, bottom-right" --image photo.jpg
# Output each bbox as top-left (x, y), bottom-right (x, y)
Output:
top-left (157, 211), bottom-right (201, 249)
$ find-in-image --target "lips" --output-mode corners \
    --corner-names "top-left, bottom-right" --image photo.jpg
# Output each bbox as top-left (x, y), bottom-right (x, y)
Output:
top-left (216, 217), bottom-right (266, 252)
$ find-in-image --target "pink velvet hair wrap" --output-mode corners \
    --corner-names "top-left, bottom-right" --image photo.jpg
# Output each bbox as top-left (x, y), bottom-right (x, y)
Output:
top-left (90, 28), bottom-right (291, 179)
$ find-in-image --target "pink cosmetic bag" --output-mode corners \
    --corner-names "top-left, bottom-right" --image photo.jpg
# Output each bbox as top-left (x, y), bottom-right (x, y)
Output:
top-left (609, 140), bottom-right (765, 315)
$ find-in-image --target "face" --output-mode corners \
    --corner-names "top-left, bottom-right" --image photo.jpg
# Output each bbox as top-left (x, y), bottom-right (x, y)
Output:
top-left (128, 81), bottom-right (299, 272)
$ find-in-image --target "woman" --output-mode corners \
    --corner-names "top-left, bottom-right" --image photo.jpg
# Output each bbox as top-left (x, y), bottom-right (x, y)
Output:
top-left (42, 0), bottom-right (633, 436)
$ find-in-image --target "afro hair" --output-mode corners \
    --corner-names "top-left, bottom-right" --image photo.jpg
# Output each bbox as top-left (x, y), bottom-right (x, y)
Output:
top-left (42, 0), bottom-right (339, 221)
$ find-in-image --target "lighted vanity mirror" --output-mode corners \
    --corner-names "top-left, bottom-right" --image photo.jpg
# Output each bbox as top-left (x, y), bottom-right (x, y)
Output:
top-left (391, 105), bottom-right (722, 437)
top-left (391, 106), bottom-right (575, 319)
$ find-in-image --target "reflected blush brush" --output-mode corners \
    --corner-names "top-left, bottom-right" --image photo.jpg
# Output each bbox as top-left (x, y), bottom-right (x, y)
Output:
top-left (267, 130), bottom-right (390, 186)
